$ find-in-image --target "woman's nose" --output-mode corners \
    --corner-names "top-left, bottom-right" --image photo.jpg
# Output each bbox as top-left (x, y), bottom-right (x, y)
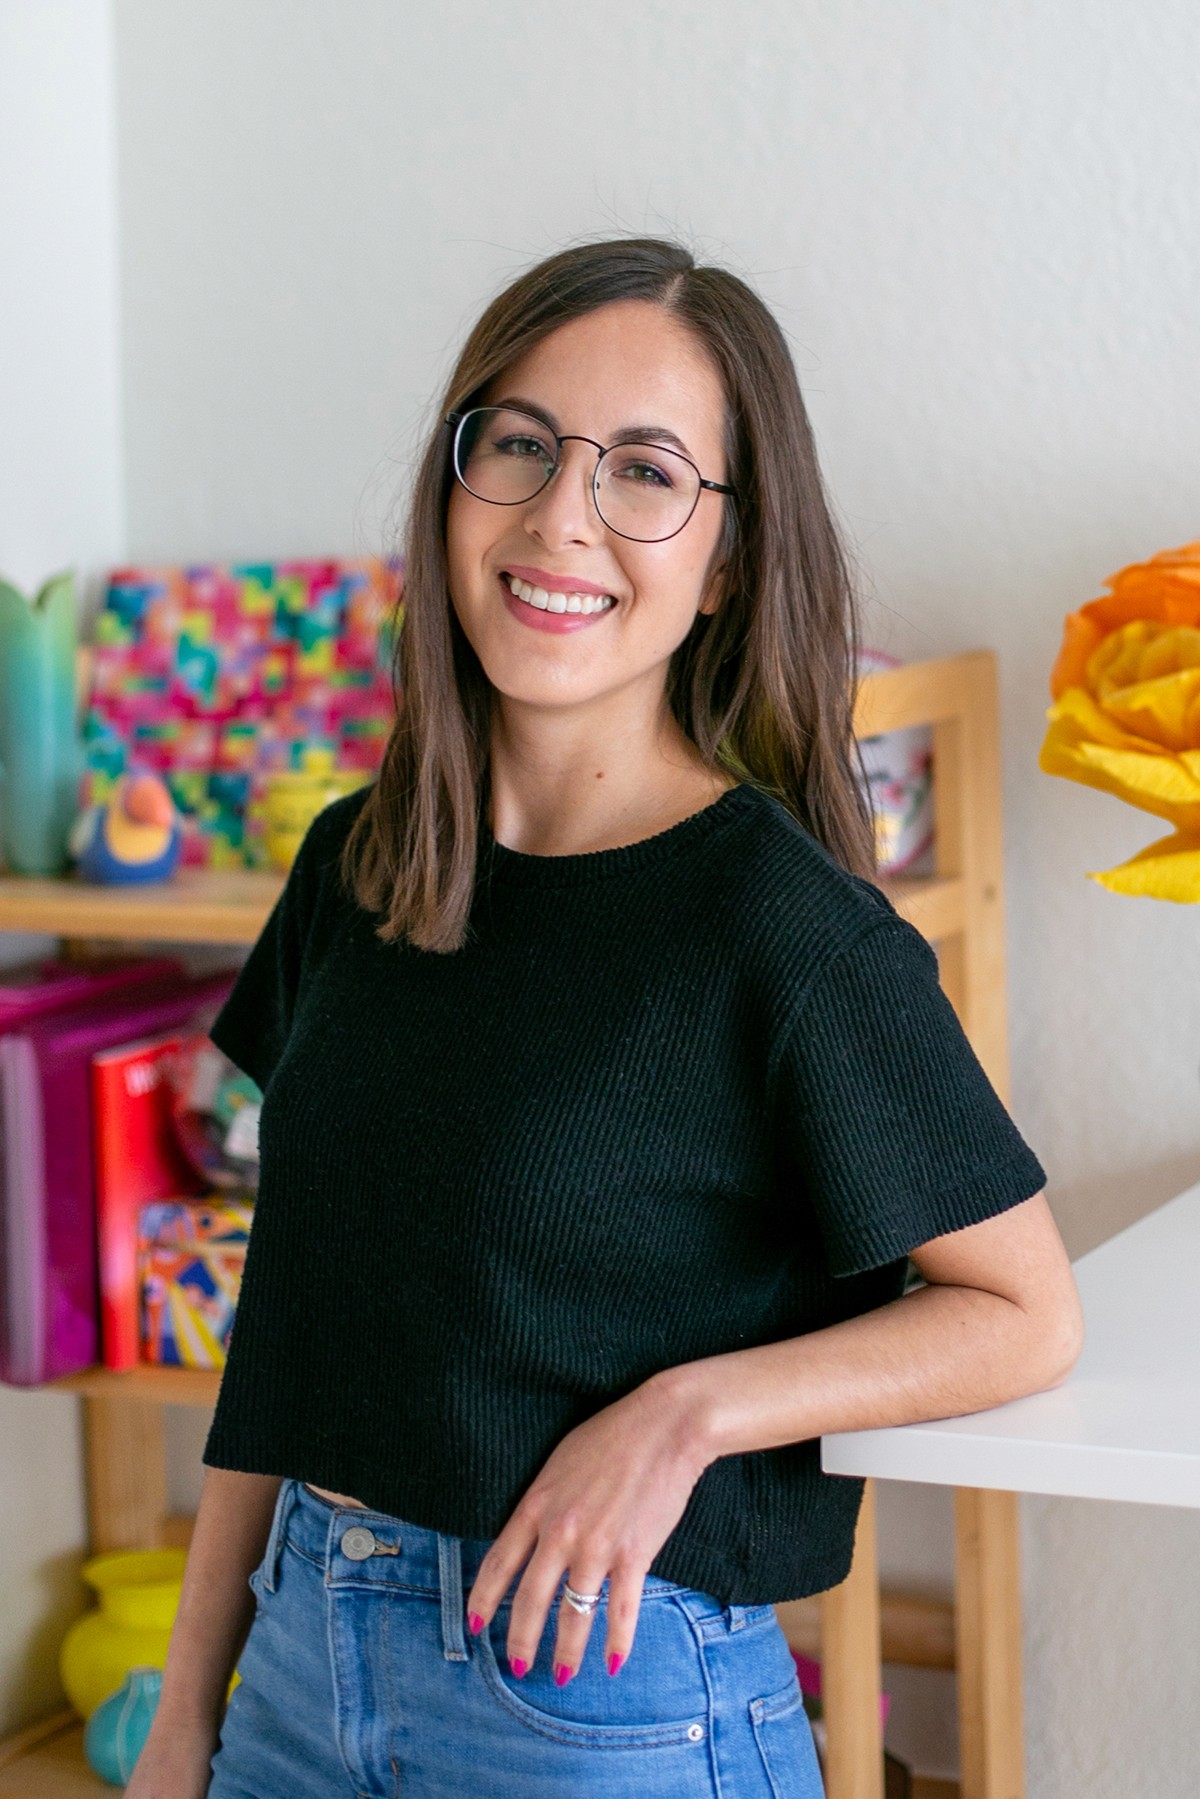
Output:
top-left (521, 441), bottom-right (603, 547)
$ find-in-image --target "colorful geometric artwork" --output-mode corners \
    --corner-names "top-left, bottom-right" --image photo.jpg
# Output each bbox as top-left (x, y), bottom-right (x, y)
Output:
top-left (81, 560), bottom-right (402, 867)
top-left (138, 1198), bottom-right (254, 1369)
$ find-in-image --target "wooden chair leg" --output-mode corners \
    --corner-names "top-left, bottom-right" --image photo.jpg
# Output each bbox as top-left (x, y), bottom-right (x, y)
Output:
top-left (820, 1478), bottom-right (884, 1799)
top-left (954, 1487), bottom-right (1025, 1799)
top-left (82, 1395), bottom-right (168, 1552)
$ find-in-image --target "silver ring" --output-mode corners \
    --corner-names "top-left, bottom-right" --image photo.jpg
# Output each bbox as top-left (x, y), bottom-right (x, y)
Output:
top-left (563, 1581), bottom-right (601, 1616)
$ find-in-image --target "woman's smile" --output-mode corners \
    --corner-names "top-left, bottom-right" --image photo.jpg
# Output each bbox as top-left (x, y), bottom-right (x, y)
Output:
top-left (499, 569), bottom-right (616, 633)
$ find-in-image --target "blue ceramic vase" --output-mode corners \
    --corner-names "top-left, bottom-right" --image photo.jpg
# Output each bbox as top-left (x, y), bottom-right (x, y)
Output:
top-left (83, 1665), bottom-right (163, 1784)
top-left (0, 570), bottom-right (80, 874)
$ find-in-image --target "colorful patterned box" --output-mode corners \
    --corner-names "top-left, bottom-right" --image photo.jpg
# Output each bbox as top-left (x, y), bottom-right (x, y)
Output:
top-left (138, 1198), bottom-right (254, 1369)
top-left (82, 560), bottom-right (402, 868)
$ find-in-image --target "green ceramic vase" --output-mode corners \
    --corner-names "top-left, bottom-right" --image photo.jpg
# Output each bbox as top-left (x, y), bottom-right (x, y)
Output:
top-left (0, 570), bottom-right (80, 874)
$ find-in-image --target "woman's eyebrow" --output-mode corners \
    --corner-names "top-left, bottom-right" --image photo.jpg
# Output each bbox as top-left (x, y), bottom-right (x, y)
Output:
top-left (609, 424), bottom-right (693, 456)
top-left (495, 395), bottom-right (693, 458)
top-left (496, 394), bottom-right (560, 430)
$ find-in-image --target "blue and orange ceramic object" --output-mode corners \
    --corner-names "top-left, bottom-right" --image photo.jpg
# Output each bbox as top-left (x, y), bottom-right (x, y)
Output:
top-left (71, 771), bottom-right (183, 883)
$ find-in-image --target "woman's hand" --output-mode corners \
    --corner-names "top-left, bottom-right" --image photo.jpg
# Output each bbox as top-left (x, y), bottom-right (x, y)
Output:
top-left (464, 1374), bottom-right (710, 1685)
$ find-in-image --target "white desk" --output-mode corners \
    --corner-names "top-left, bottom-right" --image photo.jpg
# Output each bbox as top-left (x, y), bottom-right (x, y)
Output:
top-left (820, 1180), bottom-right (1200, 1799)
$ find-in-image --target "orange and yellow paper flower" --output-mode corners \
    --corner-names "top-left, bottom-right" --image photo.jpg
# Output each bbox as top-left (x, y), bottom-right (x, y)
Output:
top-left (1039, 540), bottom-right (1200, 902)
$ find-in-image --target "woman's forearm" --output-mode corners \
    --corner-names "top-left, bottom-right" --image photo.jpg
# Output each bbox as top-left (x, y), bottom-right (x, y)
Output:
top-left (652, 1278), bottom-right (1083, 1469)
top-left (153, 1468), bottom-right (283, 1730)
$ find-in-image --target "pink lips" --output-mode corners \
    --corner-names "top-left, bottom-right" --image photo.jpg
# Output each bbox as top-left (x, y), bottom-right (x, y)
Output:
top-left (499, 574), bottom-right (613, 635)
top-left (505, 563), bottom-right (613, 598)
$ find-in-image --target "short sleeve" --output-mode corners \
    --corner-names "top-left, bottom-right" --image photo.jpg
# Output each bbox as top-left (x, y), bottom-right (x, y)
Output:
top-left (774, 916), bottom-right (1047, 1277)
top-left (207, 811), bottom-right (334, 1092)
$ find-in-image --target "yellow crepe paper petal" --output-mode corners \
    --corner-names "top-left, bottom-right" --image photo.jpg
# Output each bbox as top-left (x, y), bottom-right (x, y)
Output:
top-left (1087, 621), bottom-right (1164, 700)
top-left (1089, 831), bottom-right (1200, 903)
top-left (1137, 625), bottom-right (1200, 683)
top-left (1045, 687), bottom-right (1169, 756)
top-left (1039, 727), bottom-right (1200, 832)
top-left (1099, 666), bottom-right (1200, 753)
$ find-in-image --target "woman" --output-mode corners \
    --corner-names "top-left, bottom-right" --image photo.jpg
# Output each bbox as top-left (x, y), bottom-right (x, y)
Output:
top-left (130, 238), bottom-right (1082, 1799)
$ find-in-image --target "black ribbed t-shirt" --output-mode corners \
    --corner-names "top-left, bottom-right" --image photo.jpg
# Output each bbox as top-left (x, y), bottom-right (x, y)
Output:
top-left (202, 782), bottom-right (1046, 1604)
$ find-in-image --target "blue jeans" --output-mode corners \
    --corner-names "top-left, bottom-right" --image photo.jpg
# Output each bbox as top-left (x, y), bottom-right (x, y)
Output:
top-left (208, 1476), bottom-right (824, 1798)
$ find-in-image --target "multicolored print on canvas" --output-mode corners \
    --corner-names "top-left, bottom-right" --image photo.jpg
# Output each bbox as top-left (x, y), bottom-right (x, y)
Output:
top-left (81, 560), bottom-right (402, 868)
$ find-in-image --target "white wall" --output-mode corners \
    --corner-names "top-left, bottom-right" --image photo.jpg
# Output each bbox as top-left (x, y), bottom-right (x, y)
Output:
top-left (0, 0), bottom-right (124, 1737)
top-left (6, 0), bottom-right (1200, 1781)
top-left (0, 1), bottom-right (124, 600)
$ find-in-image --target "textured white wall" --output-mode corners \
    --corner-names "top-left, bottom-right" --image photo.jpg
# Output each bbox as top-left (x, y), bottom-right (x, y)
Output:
top-left (51, 0), bottom-right (1200, 1783)
top-left (0, 0), bottom-right (124, 1737)
top-left (0, 0), bottom-right (124, 598)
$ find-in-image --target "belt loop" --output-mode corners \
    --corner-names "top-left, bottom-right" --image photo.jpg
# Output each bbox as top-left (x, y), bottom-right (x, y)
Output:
top-left (725, 1603), bottom-right (748, 1632)
top-left (438, 1533), bottom-right (468, 1661)
top-left (262, 1478), bottom-right (298, 1594)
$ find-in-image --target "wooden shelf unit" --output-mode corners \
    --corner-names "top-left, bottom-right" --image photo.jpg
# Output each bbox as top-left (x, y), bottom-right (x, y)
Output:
top-left (0, 1711), bottom-right (109, 1798)
top-left (2, 648), bottom-right (1007, 1799)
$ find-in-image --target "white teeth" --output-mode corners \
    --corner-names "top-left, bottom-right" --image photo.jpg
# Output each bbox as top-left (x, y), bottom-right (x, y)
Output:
top-left (504, 573), bottom-right (614, 616)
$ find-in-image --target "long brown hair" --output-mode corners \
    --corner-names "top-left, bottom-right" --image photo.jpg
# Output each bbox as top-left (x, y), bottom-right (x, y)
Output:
top-left (345, 237), bottom-right (875, 951)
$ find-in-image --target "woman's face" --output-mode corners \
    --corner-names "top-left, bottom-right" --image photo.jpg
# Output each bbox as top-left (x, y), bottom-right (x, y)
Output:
top-left (445, 299), bottom-right (730, 724)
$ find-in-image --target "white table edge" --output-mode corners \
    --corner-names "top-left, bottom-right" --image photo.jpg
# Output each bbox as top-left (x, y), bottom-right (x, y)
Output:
top-left (820, 1179), bottom-right (1200, 1509)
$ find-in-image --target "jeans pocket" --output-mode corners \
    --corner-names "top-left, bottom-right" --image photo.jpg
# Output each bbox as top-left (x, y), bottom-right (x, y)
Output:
top-left (474, 1601), bottom-right (709, 1751)
top-left (750, 1673), bottom-right (823, 1798)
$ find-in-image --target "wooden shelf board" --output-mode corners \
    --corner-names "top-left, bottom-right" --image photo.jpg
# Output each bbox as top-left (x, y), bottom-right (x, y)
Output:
top-left (855, 650), bottom-right (985, 736)
top-left (0, 1713), bottom-right (109, 1797)
top-left (0, 868), bottom-right (282, 945)
top-left (0, 865), bottom-right (961, 951)
top-left (780, 1588), bottom-right (956, 1672)
top-left (880, 873), bottom-right (964, 944)
top-left (47, 1365), bottom-right (221, 1407)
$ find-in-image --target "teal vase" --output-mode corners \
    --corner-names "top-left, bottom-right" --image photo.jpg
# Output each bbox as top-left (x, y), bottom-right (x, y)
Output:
top-left (0, 571), bottom-right (80, 874)
top-left (83, 1665), bottom-right (163, 1784)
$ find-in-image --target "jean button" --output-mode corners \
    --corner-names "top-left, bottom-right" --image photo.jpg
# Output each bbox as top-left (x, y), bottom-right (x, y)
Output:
top-left (341, 1524), bottom-right (378, 1561)
top-left (687, 1723), bottom-right (705, 1742)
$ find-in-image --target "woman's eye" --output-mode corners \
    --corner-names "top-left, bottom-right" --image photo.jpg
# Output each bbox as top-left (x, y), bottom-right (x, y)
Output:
top-left (612, 457), bottom-right (673, 489)
top-left (495, 434), bottom-right (554, 461)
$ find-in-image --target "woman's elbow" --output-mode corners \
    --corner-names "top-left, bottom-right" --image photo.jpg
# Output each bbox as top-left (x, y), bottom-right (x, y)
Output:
top-left (1028, 1284), bottom-right (1086, 1392)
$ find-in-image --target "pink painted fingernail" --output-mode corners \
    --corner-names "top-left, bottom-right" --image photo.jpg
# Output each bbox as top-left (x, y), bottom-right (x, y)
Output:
top-left (607, 1651), bottom-right (624, 1677)
top-left (509, 1656), bottom-right (528, 1678)
top-left (467, 1612), bottom-right (485, 1635)
top-left (554, 1662), bottom-right (573, 1687)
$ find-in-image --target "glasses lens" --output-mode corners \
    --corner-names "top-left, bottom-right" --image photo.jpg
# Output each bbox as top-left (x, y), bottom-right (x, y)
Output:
top-left (595, 444), bottom-right (701, 542)
top-left (454, 408), bottom-right (557, 504)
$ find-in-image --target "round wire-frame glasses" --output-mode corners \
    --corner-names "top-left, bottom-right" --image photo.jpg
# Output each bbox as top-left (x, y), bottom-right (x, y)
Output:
top-left (446, 405), bottom-right (737, 544)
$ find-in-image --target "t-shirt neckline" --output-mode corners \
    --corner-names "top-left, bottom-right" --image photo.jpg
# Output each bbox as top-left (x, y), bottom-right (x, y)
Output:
top-left (478, 782), bottom-right (759, 887)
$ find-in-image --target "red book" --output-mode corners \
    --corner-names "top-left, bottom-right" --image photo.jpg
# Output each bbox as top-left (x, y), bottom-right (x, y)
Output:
top-left (92, 1034), bottom-right (205, 1370)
